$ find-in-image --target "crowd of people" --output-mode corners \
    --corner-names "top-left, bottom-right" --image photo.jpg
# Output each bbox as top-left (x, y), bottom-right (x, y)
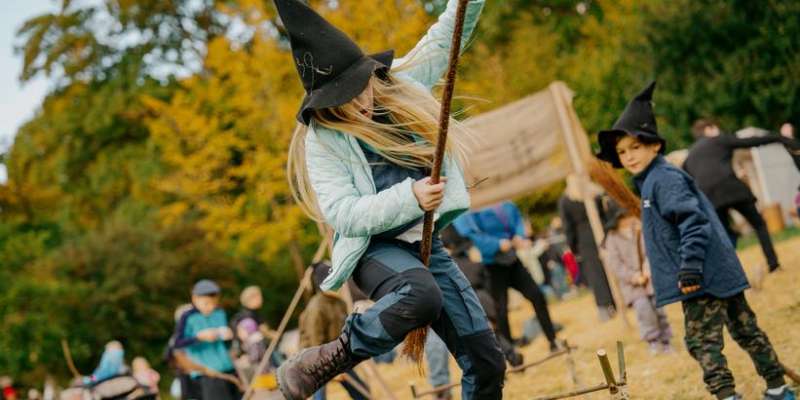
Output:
top-left (3, 0), bottom-right (798, 399)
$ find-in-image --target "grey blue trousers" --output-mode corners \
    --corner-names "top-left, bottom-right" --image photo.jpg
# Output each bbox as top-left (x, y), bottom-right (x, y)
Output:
top-left (345, 238), bottom-right (506, 400)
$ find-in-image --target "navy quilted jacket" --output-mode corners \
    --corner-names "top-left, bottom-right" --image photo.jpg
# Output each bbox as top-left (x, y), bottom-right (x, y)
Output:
top-left (633, 156), bottom-right (750, 307)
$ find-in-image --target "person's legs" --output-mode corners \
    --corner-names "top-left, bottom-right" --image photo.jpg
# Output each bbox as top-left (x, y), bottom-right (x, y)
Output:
top-left (340, 369), bottom-right (370, 400)
top-left (180, 375), bottom-right (200, 400)
top-left (549, 263), bottom-right (569, 298)
top-left (723, 293), bottom-right (785, 390)
top-left (278, 241), bottom-right (444, 400)
top-left (199, 376), bottom-right (241, 400)
top-left (475, 288), bottom-right (522, 366)
top-left (507, 259), bottom-right (557, 345)
top-left (732, 201), bottom-right (780, 271)
top-left (269, 349), bottom-right (283, 368)
top-left (428, 242), bottom-right (506, 400)
top-left (425, 330), bottom-right (451, 390)
top-left (311, 386), bottom-right (327, 400)
top-left (346, 241), bottom-right (444, 357)
top-left (486, 265), bottom-right (512, 342)
top-left (632, 296), bottom-right (661, 342)
top-left (654, 302), bottom-right (673, 345)
top-left (682, 296), bottom-right (736, 400)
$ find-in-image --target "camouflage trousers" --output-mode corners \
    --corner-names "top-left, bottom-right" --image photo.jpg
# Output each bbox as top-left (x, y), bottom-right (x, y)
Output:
top-left (682, 293), bottom-right (784, 399)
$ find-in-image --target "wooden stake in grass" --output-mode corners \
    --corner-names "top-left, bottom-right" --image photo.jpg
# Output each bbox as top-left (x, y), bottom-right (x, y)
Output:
top-left (405, 0), bottom-right (471, 365)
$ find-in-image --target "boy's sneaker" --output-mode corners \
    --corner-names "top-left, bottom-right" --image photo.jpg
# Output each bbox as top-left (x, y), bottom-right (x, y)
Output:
top-left (661, 342), bottom-right (676, 354)
top-left (508, 351), bottom-right (524, 367)
top-left (761, 386), bottom-right (796, 400)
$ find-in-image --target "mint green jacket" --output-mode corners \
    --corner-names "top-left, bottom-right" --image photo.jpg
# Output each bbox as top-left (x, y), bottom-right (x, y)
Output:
top-left (306, 0), bottom-right (485, 291)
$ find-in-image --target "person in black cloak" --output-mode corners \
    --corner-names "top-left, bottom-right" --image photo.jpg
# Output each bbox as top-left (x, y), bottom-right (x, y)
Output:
top-left (275, 1), bottom-right (506, 400)
top-left (683, 118), bottom-right (790, 272)
top-left (558, 175), bottom-right (617, 321)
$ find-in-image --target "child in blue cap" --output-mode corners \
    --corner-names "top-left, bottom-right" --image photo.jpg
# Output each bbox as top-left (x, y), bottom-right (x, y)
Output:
top-left (173, 279), bottom-right (240, 400)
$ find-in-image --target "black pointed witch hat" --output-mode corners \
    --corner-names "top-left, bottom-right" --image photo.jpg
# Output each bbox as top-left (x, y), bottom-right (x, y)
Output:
top-left (273, 0), bottom-right (395, 125)
top-left (597, 81), bottom-right (666, 168)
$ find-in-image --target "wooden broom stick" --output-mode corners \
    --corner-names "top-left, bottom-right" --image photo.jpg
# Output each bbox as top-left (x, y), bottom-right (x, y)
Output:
top-left (405, 0), bottom-right (471, 365)
top-left (419, 0), bottom-right (471, 267)
top-left (61, 338), bottom-right (82, 379)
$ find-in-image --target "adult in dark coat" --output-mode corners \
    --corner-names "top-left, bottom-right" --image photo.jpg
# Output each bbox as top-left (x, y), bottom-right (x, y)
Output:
top-left (683, 118), bottom-right (783, 272)
top-left (558, 177), bottom-right (616, 320)
top-left (453, 201), bottom-right (560, 351)
top-left (780, 123), bottom-right (800, 171)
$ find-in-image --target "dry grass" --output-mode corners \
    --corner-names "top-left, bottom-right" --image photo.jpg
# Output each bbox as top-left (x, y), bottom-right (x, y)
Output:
top-left (327, 236), bottom-right (800, 400)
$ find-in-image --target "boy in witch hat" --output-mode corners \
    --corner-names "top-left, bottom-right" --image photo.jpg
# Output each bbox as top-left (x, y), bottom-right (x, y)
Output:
top-left (595, 82), bottom-right (794, 400)
top-left (277, 0), bottom-right (506, 400)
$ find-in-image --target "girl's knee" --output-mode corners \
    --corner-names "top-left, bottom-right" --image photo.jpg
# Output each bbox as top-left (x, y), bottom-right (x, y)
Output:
top-left (401, 268), bottom-right (443, 325)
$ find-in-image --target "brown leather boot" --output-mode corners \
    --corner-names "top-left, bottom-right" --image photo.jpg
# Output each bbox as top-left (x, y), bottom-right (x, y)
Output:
top-left (277, 333), bottom-right (364, 400)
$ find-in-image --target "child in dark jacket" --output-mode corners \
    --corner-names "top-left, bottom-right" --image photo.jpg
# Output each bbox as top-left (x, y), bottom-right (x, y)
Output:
top-left (596, 81), bottom-right (793, 400)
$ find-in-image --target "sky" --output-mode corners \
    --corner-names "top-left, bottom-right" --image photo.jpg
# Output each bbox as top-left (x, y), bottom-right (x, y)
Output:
top-left (0, 0), bottom-right (60, 180)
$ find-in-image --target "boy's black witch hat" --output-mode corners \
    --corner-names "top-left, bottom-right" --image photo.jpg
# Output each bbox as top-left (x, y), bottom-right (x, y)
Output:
top-left (273, 0), bottom-right (395, 125)
top-left (597, 81), bottom-right (666, 168)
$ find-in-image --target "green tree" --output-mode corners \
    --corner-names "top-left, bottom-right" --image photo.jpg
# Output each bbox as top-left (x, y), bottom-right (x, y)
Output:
top-left (642, 0), bottom-right (800, 148)
top-left (0, 222), bottom-right (243, 385)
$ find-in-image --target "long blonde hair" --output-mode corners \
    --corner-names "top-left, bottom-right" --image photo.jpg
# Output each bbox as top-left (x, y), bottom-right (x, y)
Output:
top-left (288, 70), bottom-right (473, 220)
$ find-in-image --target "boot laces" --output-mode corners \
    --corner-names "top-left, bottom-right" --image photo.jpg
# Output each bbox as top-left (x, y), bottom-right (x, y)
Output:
top-left (305, 340), bottom-right (352, 385)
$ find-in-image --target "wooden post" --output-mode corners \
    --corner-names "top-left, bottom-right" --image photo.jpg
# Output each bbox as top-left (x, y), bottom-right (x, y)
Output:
top-left (597, 350), bottom-right (617, 393)
top-left (549, 82), bottom-right (631, 328)
top-left (616, 341), bottom-right (626, 383)
top-left (530, 342), bottom-right (629, 400)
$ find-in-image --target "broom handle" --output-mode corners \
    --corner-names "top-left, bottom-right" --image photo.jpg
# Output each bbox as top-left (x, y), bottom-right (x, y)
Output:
top-left (420, 0), bottom-right (471, 266)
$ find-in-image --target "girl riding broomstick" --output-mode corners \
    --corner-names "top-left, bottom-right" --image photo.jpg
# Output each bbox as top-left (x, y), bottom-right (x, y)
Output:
top-left (275, 0), bottom-right (506, 399)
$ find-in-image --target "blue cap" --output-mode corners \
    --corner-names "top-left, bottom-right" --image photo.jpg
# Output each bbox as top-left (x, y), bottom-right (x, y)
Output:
top-left (192, 279), bottom-right (220, 296)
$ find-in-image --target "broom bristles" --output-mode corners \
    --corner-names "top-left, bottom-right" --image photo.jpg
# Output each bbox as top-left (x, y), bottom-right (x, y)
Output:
top-left (402, 326), bottom-right (428, 373)
top-left (588, 158), bottom-right (642, 220)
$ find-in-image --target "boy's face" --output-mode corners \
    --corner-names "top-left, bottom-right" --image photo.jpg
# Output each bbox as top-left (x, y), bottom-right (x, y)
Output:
top-left (615, 135), bottom-right (661, 175)
top-left (192, 294), bottom-right (219, 316)
top-left (703, 124), bottom-right (720, 137)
